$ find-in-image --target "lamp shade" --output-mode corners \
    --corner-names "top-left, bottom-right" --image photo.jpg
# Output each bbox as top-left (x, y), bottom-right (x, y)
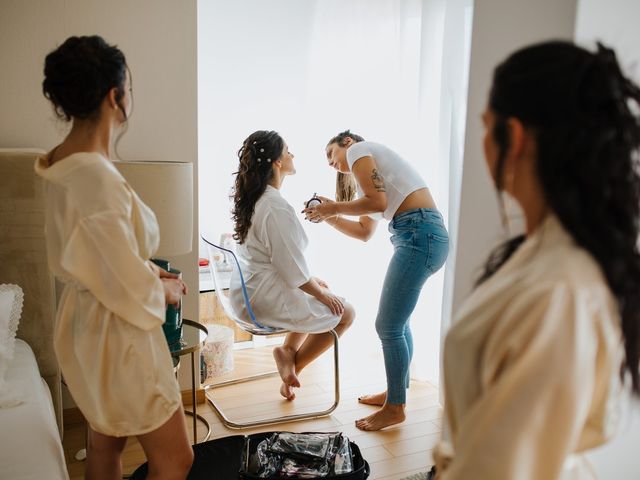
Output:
top-left (114, 161), bottom-right (193, 256)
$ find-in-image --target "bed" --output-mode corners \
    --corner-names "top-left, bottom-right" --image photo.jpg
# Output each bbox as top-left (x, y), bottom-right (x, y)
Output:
top-left (0, 337), bottom-right (68, 479)
top-left (0, 149), bottom-right (69, 479)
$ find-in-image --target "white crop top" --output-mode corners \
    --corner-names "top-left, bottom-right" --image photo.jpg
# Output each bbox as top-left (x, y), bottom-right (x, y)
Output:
top-left (346, 141), bottom-right (427, 220)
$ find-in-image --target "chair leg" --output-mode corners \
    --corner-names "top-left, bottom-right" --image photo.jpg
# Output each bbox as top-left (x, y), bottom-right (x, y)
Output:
top-left (204, 330), bottom-right (340, 429)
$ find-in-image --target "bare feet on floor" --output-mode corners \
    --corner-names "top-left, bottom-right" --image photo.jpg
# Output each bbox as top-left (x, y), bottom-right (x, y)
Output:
top-left (355, 404), bottom-right (406, 431)
top-left (358, 391), bottom-right (387, 406)
top-left (273, 346), bottom-right (300, 400)
top-left (280, 382), bottom-right (296, 401)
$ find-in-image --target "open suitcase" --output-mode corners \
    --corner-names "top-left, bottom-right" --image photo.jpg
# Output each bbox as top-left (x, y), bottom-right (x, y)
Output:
top-left (130, 431), bottom-right (370, 479)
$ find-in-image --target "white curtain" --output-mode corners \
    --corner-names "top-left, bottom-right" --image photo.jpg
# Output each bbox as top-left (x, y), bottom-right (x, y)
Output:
top-left (198, 0), bottom-right (472, 384)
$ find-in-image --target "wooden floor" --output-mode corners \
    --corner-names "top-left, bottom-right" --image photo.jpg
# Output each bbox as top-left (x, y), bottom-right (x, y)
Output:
top-left (62, 345), bottom-right (440, 479)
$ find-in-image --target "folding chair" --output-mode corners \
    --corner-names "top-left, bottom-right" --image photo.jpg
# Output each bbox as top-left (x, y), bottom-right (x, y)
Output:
top-left (201, 234), bottom-right (340, 429)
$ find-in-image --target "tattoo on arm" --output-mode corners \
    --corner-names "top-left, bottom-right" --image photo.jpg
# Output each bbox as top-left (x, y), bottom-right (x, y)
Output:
top-left (371, 169), bottom-right (386, 192)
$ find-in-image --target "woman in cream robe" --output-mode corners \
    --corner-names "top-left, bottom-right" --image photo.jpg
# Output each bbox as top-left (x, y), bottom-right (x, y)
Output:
top-left (434, 215), bottom-right (621, 479)
top-left (35, 152), bottom-right (182, 437)
top-left (38, 35), bottom-right (192, 478)
top-left (434, 40), bottom-right (640, 479)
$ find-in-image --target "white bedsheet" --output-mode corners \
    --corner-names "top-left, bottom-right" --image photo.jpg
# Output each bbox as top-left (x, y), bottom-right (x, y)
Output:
top-left (0, 339), bottom-right (69, 479)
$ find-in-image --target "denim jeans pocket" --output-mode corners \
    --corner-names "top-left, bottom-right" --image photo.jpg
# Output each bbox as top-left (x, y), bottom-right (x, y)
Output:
top-left (426, 231), bottom-right (449, 273)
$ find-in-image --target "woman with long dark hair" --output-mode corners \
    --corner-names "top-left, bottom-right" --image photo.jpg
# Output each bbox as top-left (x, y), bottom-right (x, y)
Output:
top-left (36, 36), bottom-right (192, 479)
top-left (433, 41), bottom-right (640, 479)
top-left (304, 131), bottom-right (449, 431)
top-left (230, 130), bottom-right (354, 401)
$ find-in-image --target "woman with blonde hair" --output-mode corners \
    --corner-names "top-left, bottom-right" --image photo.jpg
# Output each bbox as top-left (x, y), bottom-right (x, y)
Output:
top-left (305, 131), bottom-right (449, 431)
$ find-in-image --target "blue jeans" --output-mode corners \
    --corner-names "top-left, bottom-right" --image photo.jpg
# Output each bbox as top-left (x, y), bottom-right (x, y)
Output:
top-left (376, 208), bottom-right (449, 404)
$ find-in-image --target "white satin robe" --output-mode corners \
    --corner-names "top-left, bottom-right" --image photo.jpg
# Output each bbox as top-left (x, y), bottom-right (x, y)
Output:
top-left (434, 215), bottom-right (623, 480)
top-left (35, 152), bottom-right (181, 437)
top-left (230, 186), bottom-right (342, 333)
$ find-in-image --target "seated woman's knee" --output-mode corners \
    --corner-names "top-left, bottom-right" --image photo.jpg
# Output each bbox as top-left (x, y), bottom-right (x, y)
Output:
top-left (341, 303), bottom-right (355, 328)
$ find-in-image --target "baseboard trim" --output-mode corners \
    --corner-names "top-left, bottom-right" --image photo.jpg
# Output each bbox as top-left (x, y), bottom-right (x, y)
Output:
top-left (182, 387), bottom-right (205, 406)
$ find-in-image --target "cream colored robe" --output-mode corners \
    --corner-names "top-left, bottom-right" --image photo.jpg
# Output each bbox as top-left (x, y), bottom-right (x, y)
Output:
top-left (35, 152), bottom-right (181, 437)
top-left (435, 215), bottom-right (623, 480)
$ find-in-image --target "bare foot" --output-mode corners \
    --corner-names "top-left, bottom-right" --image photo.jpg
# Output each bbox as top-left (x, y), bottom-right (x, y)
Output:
top-left (355, 404), bottom-right (406, 431)
top-left (273, 346), bottom-right (300, 388)
top-left (358, 391), bottom-right (387, 406)
top-left (280, 382), bottom-right (296, 401)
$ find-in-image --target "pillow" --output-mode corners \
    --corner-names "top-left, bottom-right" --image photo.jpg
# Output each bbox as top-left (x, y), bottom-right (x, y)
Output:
top-left (0, 284), bottom-right (24, 408)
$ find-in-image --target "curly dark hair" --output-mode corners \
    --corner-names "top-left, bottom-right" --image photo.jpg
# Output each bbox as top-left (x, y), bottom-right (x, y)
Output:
top-left (327, 130), bottom-right (363, 202)
top-left (42, 35), bottom-right (127, 121)
top-left (232, 130), bottom-right (284, 244)
top-left (477, 41), bottom-right (640, 394)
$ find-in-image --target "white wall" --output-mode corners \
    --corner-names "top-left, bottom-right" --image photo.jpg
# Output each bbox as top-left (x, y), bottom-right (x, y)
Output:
top-left (450, 0), bottom-right (578, 314)
top-left (575, 1), bottom-right (640, 477)
top-left (0, 0), bottom-right (198, 323)
top-left (0, 0), bottom-right (199, 395)
top-left (198, 0), bottom-right (467, 384)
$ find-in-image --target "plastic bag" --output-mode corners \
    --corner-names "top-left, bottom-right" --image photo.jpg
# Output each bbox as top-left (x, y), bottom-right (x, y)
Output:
top-left (331, 434), bottom-right (353, 475)
top-left (270, 432), bottom-right (335, 460)
top-left (250, 432), bottom-right (354, 478)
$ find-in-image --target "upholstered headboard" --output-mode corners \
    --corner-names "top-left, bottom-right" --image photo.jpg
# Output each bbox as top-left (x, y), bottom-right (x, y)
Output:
top-left (0, 148), bottom-right (62, 435)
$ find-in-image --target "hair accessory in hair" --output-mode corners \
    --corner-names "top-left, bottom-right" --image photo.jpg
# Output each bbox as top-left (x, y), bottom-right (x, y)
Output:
top-left (267, 158), bottom-right (271, 163)
top-left (260, 148), bottom-right (264, 152)
top-left (253, 141), bottom-right (257, 145)
top-left (257, 158), bottom-right (262, 163)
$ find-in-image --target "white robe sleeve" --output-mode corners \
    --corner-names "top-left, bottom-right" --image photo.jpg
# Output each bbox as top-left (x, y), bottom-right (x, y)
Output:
top-left (60, 211), bottom-right (165, 331)
top-left (263, 207), bottom-right (311, 289)
top-left (442, 284), bottom-right (598, 480)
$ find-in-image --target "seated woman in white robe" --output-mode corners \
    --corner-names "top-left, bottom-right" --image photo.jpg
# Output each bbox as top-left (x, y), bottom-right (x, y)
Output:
top-left (229, 130), bottom-right (355, 400)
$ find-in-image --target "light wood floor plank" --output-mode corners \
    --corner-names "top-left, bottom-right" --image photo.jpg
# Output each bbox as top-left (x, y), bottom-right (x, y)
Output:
top-left (384, 432), bottom-right (441, 457)
top-left (369, 451), bottom-right (435, 479)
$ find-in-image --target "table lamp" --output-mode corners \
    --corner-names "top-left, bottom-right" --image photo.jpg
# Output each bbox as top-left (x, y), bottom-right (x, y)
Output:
top-left (114, 161), bottom-right (193, 350)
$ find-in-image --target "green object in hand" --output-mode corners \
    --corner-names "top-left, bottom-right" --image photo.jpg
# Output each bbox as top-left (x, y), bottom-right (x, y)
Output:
top-left (151, 258), bottom-right (183, 351)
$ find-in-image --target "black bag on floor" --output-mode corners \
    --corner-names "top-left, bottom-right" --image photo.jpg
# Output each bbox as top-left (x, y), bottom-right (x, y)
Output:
top-left (129, 431), bottom-right (370, 480)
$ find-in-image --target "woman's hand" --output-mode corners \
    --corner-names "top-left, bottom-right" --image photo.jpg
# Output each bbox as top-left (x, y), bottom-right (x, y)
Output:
top-left (318, 291), bottom-right (344, 316)
top-left (302, 196), bottom-right (338, 223)
top-left (298, 278), bottom-right (341, 314)
top-left (154, 264), bottom-right (188, 297)
top-left (314, 277), bottom-right (329, 289)
top-left (162, 278), bottom-right (188, 307)
top-left (158, 267), bottom-right (180, 280)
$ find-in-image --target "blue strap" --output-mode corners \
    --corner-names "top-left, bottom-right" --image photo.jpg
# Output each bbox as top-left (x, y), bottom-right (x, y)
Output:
top-left (201, 237), bottom-right (275, 332)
